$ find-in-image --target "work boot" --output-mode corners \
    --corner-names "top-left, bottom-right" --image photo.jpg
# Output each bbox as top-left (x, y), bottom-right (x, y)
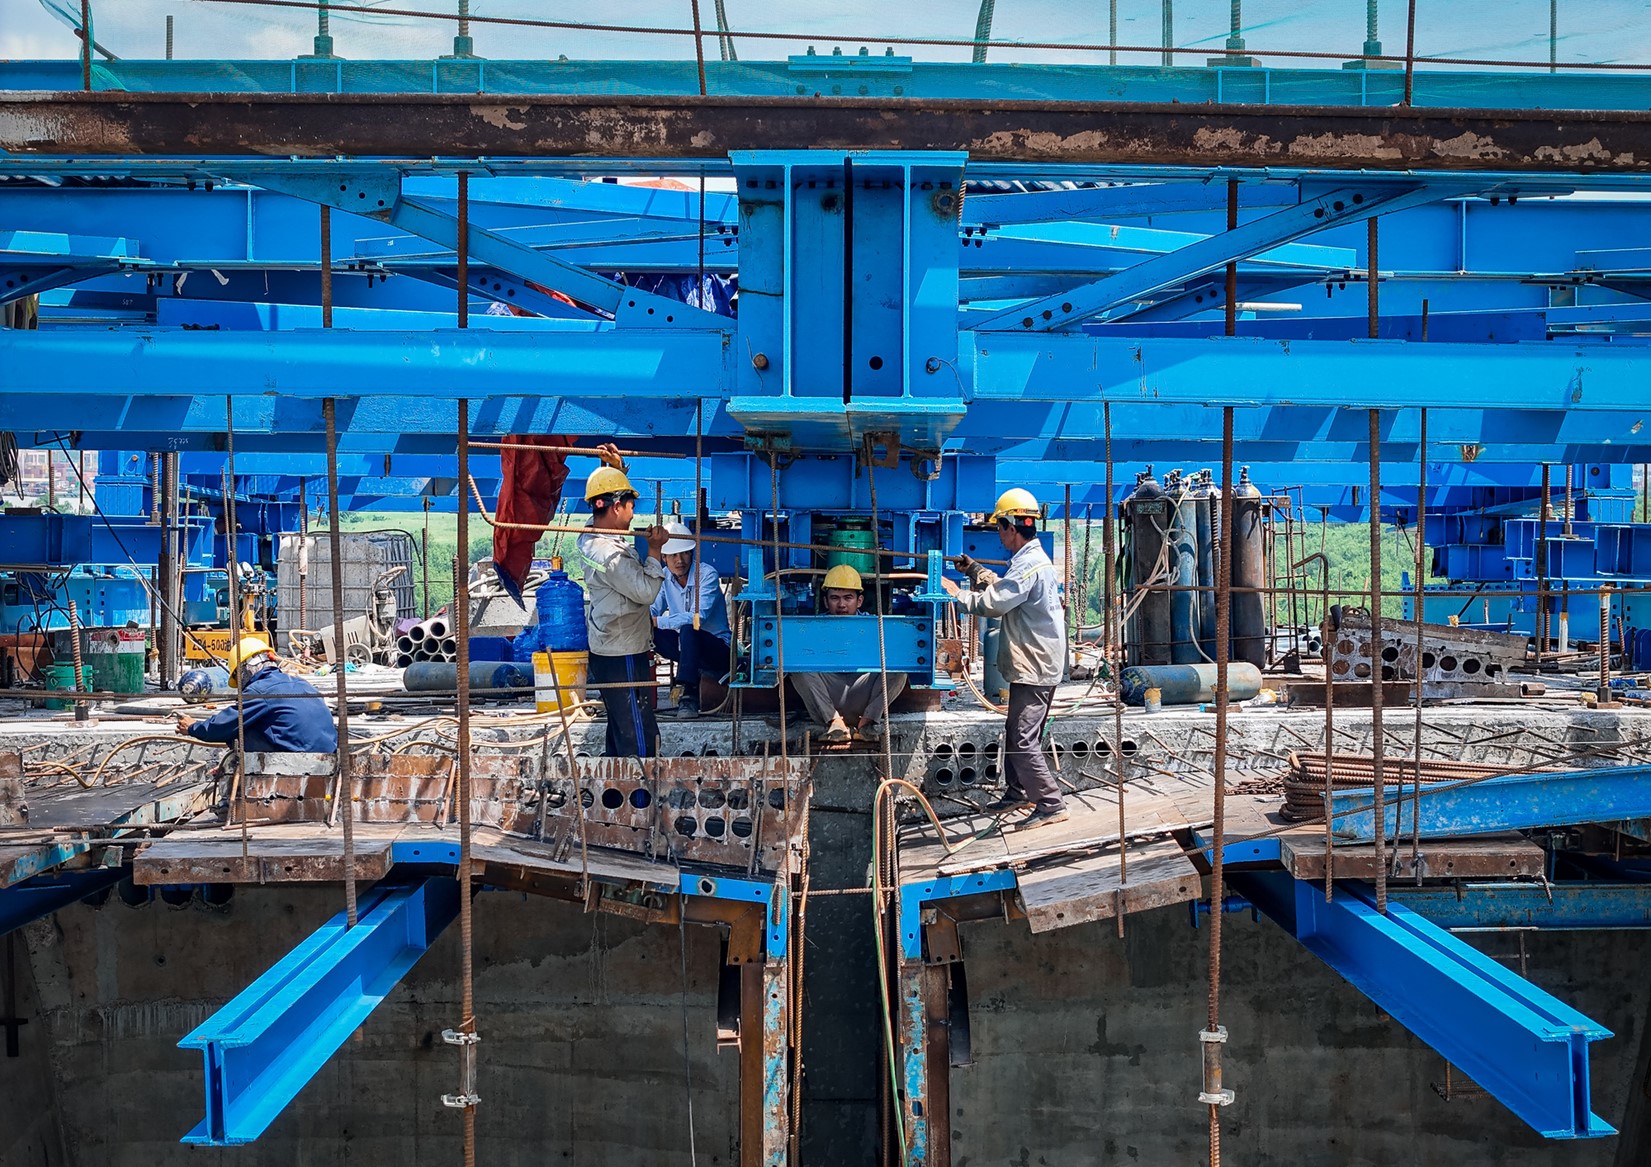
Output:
top-left (983, 795), bottom-right (1033, 814)
top-left (675, 696), bottom-right (700, 721)
top-left (1013, 806), bottom-right (1070, 831)
top-left (819, 714), bottom-right (851, 745)
top-left (852, 721), bottom-right (883, 744)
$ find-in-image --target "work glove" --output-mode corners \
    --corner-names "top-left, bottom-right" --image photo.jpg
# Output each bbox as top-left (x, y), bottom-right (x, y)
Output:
top-left (953, 554), bottom-right (986, 585)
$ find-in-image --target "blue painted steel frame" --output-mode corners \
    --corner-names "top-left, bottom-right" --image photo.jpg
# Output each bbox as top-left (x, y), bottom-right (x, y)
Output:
top-left (1326, 764), bottom-right (1651, 843)
top-left (898, 868), bottom-right (1017, 960)
top-left (0, 867), bottom-right (124, 936)
top-left (1387, 882), bottom-right (1651, 931)
top-left (1233, 871), bottom-right (1614, 1140)
top-left (179, 878), bottom-right (461, 1146)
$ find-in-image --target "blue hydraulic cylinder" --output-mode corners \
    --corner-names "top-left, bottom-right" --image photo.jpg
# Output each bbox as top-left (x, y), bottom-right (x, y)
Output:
top-left (179, 878), bottom-right (460, 1146)
top-left (1233, 872), bottom-right (1613, 1140)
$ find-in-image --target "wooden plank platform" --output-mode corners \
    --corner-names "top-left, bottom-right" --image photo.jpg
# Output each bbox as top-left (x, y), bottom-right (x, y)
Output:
top-left (0, 777), bottom-right (216, 887)
top-left (1017, 837), bottom-right (1202, 932)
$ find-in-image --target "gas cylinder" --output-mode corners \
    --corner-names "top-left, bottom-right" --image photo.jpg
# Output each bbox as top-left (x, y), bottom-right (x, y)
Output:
top-left (1230, 466), bottom-right (1268, 669)
top-left (1123, 467), bottom-right (1172, 666)
top-left (1167, 471), bottom-right (1202, 663)
top-left (1191, 470), bottom-right (1217, 660)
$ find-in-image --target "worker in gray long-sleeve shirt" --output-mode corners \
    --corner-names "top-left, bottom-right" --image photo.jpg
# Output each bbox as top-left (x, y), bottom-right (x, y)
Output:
top-left (576, 456), bottom-right (668, 758)
top-left (943, 488), bottom-right (1068, 829)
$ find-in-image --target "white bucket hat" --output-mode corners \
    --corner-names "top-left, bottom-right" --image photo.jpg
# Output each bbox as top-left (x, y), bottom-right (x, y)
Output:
top-left (660, 521), bottom-right (697, 556)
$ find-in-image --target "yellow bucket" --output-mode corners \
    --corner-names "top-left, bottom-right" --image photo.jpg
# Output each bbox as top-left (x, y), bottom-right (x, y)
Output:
top-left (534, 650), bottom-right (589, 712)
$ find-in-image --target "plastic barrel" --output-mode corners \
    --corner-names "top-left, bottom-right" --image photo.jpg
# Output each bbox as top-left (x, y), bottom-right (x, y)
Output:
top-left (534, 650), bottom-right (590, 712)
top-left (534, 571), bottom-right (590, 653)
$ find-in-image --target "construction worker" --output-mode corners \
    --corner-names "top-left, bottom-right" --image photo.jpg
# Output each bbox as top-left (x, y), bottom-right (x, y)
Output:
top-left (791, 564), bottom-right (908, 745)
top-left (174, 636), bottom-right (338, 754)
top-left (577, 458), bottom-right (669, 757)
top-left (650, 521), bottom-right (731, 721)
top-left (942, 489), bottom-right (1068, 828)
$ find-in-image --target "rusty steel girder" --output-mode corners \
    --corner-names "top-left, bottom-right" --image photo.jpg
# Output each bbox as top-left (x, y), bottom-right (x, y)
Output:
top-left (7, 92), bottom-right (1651, 172)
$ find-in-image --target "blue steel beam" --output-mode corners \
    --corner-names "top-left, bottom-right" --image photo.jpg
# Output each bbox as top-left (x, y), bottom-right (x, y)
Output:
top-left (971, 184), bottom-right (1468, 330)
top-left (1327, 765), bottom-right (1651, 844)
top-left (0, 868), bottom-right (125, 937)
top-left (966, 334), bottom-right (1651, 411)
top-left (0, 328), bottom-right (730, 401)
top-left (178, 878), bottom-right (460, 1146)
top-left (962, 182), bottom-right (1299, 226)
top-left (1232, 872), bottom-right (1613, 1140)
top-left (1388, 882), bottom-right (1651, 931)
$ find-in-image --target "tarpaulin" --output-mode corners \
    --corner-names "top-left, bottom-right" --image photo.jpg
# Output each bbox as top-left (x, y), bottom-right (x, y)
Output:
top-left (491, 434), bottom-right (574, 604)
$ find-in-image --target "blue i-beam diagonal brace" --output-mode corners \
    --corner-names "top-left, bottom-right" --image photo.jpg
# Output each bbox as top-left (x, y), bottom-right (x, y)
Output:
top-left (971, 182), bottom-right (1473, 331)
top-left (1326, 764), bottom-right (1651, 843)
top-left (1231, 872), bottom-right (1614, 1141)
top-left (178, 878), bottom-right (460, 1146)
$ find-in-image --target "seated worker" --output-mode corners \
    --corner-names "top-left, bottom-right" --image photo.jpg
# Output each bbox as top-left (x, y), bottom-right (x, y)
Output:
top-left (174, 636), bottom-right (338, 753)
top-left (577, 460), bottom-right (669, 757)
top-left (650, 521), bottom-right (732, 721)
top-left (790, 564), bottom-right (908, 745)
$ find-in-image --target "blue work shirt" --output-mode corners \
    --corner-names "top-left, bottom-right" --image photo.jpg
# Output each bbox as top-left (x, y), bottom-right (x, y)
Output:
top-left (649, 561), bottom-right (732, 643)
top-left (185, 663), bottom-right (339, 753)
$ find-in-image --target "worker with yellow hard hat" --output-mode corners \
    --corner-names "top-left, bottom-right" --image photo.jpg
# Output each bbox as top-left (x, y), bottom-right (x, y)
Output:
top-left (650, 520), bottom-right (732, 721)
top-left (174, 635), bottom-right (339, 753)
top-left (577, 449), bottom-right (671, 757)
top-left (942, 488), bottom-right (1069, 830)
top-left (790, 563), bottom-right (908, 745)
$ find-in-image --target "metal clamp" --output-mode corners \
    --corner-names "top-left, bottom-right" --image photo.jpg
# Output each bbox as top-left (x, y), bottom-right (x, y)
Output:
top-left (440, 1027), bottom-right (481, 1109)
top-left (1197, 1026), bottom-right (1235, 1107)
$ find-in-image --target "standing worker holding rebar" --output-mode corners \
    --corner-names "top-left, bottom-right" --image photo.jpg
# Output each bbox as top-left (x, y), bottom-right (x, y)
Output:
top-left (577, 452), bottom-right (669, 757)
top-left (942, 489), bottom-right (1068, 829)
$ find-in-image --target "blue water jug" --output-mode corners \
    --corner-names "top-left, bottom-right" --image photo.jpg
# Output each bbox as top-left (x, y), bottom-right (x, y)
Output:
top-left (534, 570), bottom-right (589, 653)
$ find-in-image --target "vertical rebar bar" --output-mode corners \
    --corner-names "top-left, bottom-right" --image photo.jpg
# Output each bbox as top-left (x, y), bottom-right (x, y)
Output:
top-left (1403, 0), bottom-right (1417, 105)
top-left (691, 0), bottom-right (708, 95)
top-left (1064, 484), bottom-right (1075, 651)
top-left (319, 205), bottom-right (333, 329)
top-left (1207, 405), bottom-right (1235, 1164)
top-left (455, 397), bottom-right (478, 1167)
top-left (1225, 180), bottom-right (1238, 336)
top-left (1109, 0), bottom-right (1118, 64)
top-left (1412, 408), bottom-right (1427, 871)
top-left (1367, 218), bottom-right (1380, 339)
top-left (66, 600), bottom-right (86, 721)
top-left (1162, 0), bottom-right (1174, 66)
top-left (80, 0), bottom-right (92, 90)
top-left (1364, 0), bottom-right (1380, 55)
top-left (1538, 464), bottom-right (1551, 659)
top-left (324, 398), bottom-right (357, 927)
top-left (1368, 409), bottom-right (1387, 913)
top-left (1599, 585), bottom-right (1613, 703)
top-left (456, 172), bottom-right (468, 329)
top-left (1103, 403), bottom-right (1117, 664)
top-left (1550, 0), bottom-right (1558, 72)
top-left (165, 13), bottom-right (174, 59)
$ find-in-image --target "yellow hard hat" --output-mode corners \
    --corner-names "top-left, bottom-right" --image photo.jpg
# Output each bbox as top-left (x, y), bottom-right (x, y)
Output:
top-left (991, 487), bottom-right (1041, 520)
top-left (584, 464), bottom-right (637, 502)
top-left (222, 635), bottom-right (274, 681)
top-left (822, 564), bottom-right (863, 592)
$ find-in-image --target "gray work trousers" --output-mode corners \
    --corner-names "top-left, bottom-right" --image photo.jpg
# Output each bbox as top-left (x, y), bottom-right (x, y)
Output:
top-left (1005, 683), bottom-right (1063, 812)
top-left (791, 671), bottom-right (907, 728)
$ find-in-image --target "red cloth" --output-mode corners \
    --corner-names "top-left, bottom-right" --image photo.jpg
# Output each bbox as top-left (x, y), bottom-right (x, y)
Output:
top-left (492, 434), bottom-right (575, 599)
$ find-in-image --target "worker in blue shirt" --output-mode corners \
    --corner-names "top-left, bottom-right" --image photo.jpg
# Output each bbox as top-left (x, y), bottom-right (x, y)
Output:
top-left (650, 521), bottom-right (731, 720)
top-left (175, 636), bottom-right (339, 754)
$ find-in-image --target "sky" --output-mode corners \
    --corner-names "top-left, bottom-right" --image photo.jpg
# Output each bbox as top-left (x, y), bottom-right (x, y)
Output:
top-left (5, 0), bottom-right (1651, 70)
